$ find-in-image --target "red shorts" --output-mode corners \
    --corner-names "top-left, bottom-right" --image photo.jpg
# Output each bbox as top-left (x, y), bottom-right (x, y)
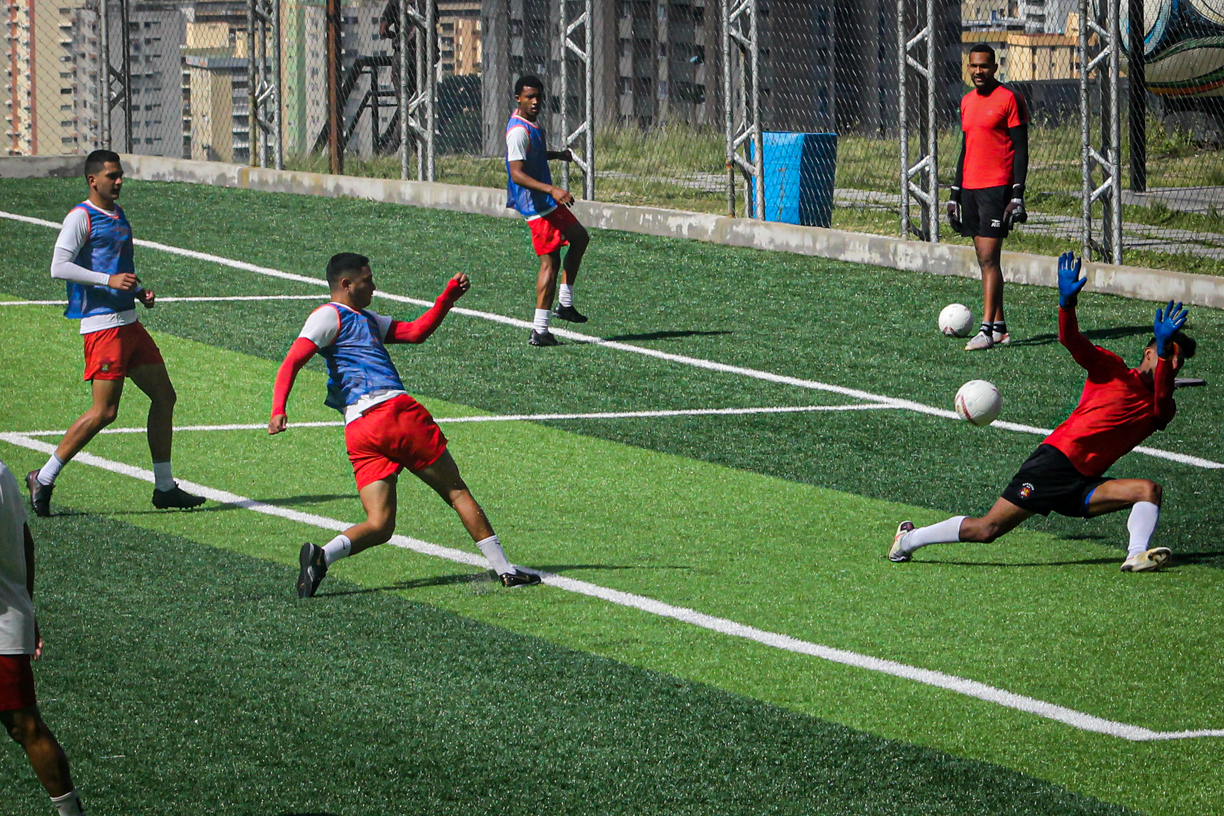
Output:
top-left (82, 321), bottom-right (164, 381)
top-left (344, 394), bottom-right (448, 490)
top-left (528, 205), bottom-right (580, 256)
top-left (0, 654), bottom-right (37, 712)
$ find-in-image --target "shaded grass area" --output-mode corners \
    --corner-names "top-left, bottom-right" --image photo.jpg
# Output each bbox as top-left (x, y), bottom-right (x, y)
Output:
top-left (3, 510), bottom-right (1136, 816)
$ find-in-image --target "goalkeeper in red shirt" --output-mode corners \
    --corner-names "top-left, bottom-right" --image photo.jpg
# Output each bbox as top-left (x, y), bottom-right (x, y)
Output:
top-left (890, 252), bottom-right (1196, 572)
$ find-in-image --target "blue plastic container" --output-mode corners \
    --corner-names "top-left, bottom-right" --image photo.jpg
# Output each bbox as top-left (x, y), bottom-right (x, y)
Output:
top-left (750, 132), bottom-right (838, 227)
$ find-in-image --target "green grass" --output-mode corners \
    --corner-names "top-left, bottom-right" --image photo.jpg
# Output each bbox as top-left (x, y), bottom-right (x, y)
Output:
top-left (1, 177), bottom-right (1223, 814)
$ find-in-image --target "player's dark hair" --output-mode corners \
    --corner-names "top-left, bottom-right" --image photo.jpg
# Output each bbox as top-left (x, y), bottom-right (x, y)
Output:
top-left (1147, 332), bottom-right (1196, 359)
top-left (84, 149), bottom-right (121, 178)
top-left (326, 253), bottom-right (370, 287)
top-left (514, 75), bottom-right (544, 96)
top-left (969, 43), bottom-right (996, 62)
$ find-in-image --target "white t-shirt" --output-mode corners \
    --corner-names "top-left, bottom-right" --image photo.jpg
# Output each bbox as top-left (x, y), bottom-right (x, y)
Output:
top-left (0, 461), bottom-right (36, 655)
top-left (298, 303), bottom-right (408, 425)
top-left (52, 205), bottom-right (140, 335)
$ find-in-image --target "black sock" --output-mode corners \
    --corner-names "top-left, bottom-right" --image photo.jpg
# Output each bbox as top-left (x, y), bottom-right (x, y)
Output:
top-left (992, 321), bottom-right (1008, 335)
top-left (979, 322), bottom-right (992, 337)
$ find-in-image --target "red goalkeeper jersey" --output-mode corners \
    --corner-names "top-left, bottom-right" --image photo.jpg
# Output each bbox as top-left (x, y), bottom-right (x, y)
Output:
top-left (1042, 308), bottom-right (1176, 477)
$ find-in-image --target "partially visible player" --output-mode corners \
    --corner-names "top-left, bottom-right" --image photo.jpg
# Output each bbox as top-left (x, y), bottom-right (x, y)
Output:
top-left (890, 252), bottom-right (1194, 572)
top-left (948, 43), bottom-right (1029, 351)
top-left (269, 253), bottom-right (541, 597)
top-left (505, 74), bottom-right (591, 346)
top-left (1, 459), bottom-right (88, 815)
top-left (27, 150), bottom-right (204, 516)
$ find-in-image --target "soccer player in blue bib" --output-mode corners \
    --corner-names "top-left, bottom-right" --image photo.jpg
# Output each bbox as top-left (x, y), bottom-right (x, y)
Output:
top-left (27, 151), bottom-right (204, 516)
top-left (269, 253), bottom-right (541, 597)
top-left (505, 75), bottom-right (591, 346)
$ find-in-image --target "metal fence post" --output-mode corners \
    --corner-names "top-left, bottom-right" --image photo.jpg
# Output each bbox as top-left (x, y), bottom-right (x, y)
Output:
top-left (558, 0), bottom-right (594, 199)
top-left (1080, 0), bottom-right (1123, 265)
top-left (399, 0), bottom-right (410, 179)
top-left (100, 0), bottom-right (133, 153)
top-left (402, 1), bottom-right (438, 182)
top-left (248, 0), bottom-right (283, 170)
top-left (724, 0), bottom-right (762, 220)
top-left (898, 0), bottom-right (939, 241)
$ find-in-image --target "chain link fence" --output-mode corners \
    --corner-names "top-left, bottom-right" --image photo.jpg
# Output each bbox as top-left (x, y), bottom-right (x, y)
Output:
top-left (7, 0), bottom-right (1223, 273)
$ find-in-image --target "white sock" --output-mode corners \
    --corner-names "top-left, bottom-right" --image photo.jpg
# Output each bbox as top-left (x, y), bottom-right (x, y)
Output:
top-left (152, 461), bottom-right (175, 492)
top-left (37, 454), bottom-right (66, 486)
top-left (533, 308), bottom-right (551, 332)
top-left (476, 534), bottom-right (513, 575)
top-left (51, 788), bottom-right (85, 816)
top-left (558, 283), bottom-right (574, 307)
top-left (322, 534), bottom-right (352, 566)
top-left (1126, 502), bottom-right (1160, 556)
top-left (904, 515), bottom-right (967, 553)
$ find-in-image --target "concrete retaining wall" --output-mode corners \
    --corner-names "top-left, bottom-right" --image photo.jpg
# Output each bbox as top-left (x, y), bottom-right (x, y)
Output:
top-left (4, 154), bottom-right (1219, 308)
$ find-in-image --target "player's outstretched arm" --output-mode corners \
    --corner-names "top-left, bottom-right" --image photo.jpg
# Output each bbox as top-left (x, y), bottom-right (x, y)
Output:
top-left (1056, 252), bottom-right (1105, 369)
top-left (269, 337), bottom-right (319, 434)
top-left (387, 273), bottom-right (470, 344)
top-left (1152, 301), bottom-right (1188, 427)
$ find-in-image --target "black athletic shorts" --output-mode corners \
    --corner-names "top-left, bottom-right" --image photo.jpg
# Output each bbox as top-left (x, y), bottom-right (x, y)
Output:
top-left (1000, 444), bottom-right (1112, 518)
top-left (958, 185), bottom-right (1011, 239)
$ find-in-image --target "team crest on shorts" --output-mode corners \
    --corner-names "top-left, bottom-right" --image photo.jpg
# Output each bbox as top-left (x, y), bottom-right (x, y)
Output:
top-left (1019, 482), bottom-right (1034, 499)
top-left (100, 363), bottom-right (110, 373)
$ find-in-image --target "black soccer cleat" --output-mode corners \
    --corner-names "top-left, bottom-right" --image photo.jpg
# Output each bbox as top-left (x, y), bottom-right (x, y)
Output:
top-left (151, 484), bottom-right (206, 510)
top-left (529, 329), bottom-right (559, 347)
top-left (553, 303), bottom-right (588, 324)
top-left (26, 470), bottom-right (53, 517)
top-left (499, 569), bottom-right (542, 588)
top-left (297, 542), bottom-right (328, 598)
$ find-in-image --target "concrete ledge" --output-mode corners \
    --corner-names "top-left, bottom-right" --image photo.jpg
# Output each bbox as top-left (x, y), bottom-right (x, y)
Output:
top-left (12, 153), bottom-right (1219, 308)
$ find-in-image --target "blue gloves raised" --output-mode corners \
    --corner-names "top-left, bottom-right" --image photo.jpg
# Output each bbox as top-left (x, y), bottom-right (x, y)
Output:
top-left (1154, 300), bottom-right (1188, 357)
top-left (1057, 251), bottom-right (1087, 308)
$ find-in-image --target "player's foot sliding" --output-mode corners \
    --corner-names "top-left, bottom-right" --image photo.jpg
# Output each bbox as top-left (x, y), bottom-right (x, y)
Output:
top-left (888, 521), bottom-right (915, 562)
top-left (297, 542), bottom-right (328, 598)
top-left (151, 484), bottom-right (205, 510)
top-left (499, 569), bottom-right (542, 588)
top-left (26, 470), bottom-right (54, 517)
top-left (553, 303), bottom-right (588, 323)
top-left (1120, 547), bottom-right (1171, 573)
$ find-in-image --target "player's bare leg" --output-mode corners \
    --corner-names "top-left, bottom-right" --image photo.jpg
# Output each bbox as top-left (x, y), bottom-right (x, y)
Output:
top-left (297, 476), bottom-right (397, 598)
top-left (415, 451), bottom-right (539, 586)
top-left (891, 497), bottom-right (1033, 562)
top-left (1086, 479), bottom-right (1169, 571)
top-left (554, 222), bottom-right (591, 323)
top-left (128, 363), bottom-right (203, 509)
top-left (27, 378), bottom-right (122, 516)
top-left (531, 250), bottom-right (563, 345)
top-left (1, 706), bottom-right (83, 810)
top-left (967, 236), bottom-right (1007, 349)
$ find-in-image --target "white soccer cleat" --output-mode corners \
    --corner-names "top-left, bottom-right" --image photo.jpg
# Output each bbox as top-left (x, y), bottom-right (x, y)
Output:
top-left (964, 331), bottom-right (994, 351)
top-left (889, 521), bottom-right (915, 562)
top-left (1120, 547), bottom-right (1172, 573)
top-left (991, 330), bottom-right (1011, 345)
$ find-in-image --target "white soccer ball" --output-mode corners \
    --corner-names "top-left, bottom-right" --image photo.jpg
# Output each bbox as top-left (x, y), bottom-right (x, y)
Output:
top-left (955, 380), bottom-right (1002, 426)
top-left (938, 303), bottom-right (974, 337)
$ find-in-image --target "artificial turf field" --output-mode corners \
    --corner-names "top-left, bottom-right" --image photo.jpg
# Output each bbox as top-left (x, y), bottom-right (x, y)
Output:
top-left (0, 177), bottom-right (1221, 815)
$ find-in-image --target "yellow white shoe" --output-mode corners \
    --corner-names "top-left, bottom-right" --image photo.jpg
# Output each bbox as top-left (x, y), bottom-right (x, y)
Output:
top-left (1120, 547), bottom-right (1172, 572)
top-left (889, 521), bottom-right (915, 562)
top-left (964, 331), bottom-right (994, 351)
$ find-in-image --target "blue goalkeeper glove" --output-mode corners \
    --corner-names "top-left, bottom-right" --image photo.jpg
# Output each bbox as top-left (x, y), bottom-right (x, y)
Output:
top-left (1154, 300), bottom-right (1188, 357)
top-left (1057, 251), bottom-right (1086, 308)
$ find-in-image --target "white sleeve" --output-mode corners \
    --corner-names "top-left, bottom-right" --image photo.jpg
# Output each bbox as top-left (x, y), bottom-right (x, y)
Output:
top-left (371, 312), bottom-right (394, 341)
top-left (506, 126), bottom-right (531, 162)
top-left (298, 305), bottom-right (341, 347)
top-left (50, 209), bottom-right (111, 286)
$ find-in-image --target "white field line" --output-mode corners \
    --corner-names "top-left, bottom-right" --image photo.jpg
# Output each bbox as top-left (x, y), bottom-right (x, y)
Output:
top-left (1, 428), bottom-right (1220, 742)
top-left (4, 209), bottom-right (1219, 471)
top-left (0, 294), bottom-right (327, 306)
top-left (13, 403), bottom-right (895, 438)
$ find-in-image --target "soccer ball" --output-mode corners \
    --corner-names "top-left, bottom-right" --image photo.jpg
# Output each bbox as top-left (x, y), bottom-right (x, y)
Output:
top-left (938, 303), bottom-right (974, 337)
top-left (955, 380), bottom-right (1002, 426)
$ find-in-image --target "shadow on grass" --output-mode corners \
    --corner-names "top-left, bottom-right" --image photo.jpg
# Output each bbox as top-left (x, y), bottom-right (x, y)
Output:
top-left (915, 556), bottom-right (1120, 567)
top-left (253, 493), bottom-right (353, 506)
top-left (1007, 324), bottom-right (1152, 347)
top-left (600, 329), bottom-right (732, 342)
top-left (318, 562), bottom-right (688, 597)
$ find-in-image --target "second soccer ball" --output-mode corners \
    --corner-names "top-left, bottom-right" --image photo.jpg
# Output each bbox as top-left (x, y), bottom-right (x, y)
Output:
top-left (938, 303), bottom-right (974, 337)
top-left (955, 380), bottom-right (1002, 426)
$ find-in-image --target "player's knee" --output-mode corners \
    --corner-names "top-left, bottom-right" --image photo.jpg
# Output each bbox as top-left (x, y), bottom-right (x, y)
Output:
top-left (154, 384), bottom-right (177, 409)
top-left (93, 404), bottom-right (119, 427)
top-left (569, 227), bottom-right (590, 250)
top-left (962, 519), bottom-right (1001, 543)
top-left (3, 711), bottom-right (39, 746)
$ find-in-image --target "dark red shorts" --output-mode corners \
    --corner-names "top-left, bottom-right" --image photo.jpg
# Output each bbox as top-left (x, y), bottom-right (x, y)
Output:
top-left (344, 394), bottom-right (448, 490)
top-left (82, 321), bottom-right (164, 381)
top-left (0, 654), bottom-right (37, 712)
top-left (528, 205), bottom-right (580, 256)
